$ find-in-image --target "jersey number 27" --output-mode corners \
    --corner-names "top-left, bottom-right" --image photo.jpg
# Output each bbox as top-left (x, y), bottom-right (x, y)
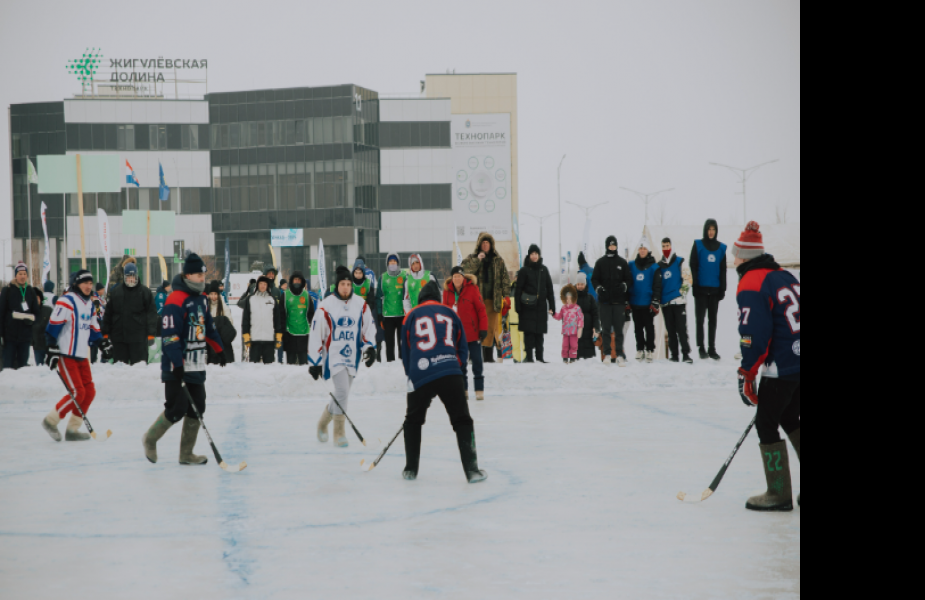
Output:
top-left (777, 284), bottom-right (801, 333)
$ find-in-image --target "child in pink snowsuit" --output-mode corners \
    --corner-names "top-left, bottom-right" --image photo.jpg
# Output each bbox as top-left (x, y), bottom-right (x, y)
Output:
top-left (553, 284), bottom-right (584, 362)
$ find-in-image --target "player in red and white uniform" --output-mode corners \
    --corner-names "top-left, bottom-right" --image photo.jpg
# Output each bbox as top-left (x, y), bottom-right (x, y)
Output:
top-left (41, 269), bottom-right (112, 442)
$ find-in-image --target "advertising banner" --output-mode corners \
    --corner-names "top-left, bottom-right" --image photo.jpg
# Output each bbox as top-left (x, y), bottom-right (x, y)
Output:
top-left (271, 229), bottom-right (304, 247)
top-left (97, 208), bottom-right (111, 290)
top-left (451, 114), bottom-right (512, 242)
top-left (40, 202), bottom-right (52, 285)
top-left (317, 240), bottom-right (326, 293)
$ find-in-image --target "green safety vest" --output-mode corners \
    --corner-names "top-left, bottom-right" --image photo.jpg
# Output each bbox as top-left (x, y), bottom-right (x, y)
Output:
top-left (353, 280), bottom-right (371, 300)
top-left (380, 271), bottom-right (407, 317)
top-left (284, 289), bottom-right (311, 336)
top-left (406, 271), bottom-right (431, 308)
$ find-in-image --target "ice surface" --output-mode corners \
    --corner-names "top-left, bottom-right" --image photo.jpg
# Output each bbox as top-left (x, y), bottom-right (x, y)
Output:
top-left (0, 284), bottom-right (799, 599)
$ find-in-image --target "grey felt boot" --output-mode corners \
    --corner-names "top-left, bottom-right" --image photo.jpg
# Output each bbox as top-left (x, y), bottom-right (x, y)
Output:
top-left (746, 441), bottom-right (794, 512)
top-left (65, 414), bottom-right (91, 441)
top-left (179, 417), bottom-right (208, 465)
top-left (317, 406), bottom-right (333, 443)
top-left (42, 410), bottom-right (62, 442)
top-left (143, 412), bottom-right (174, 464)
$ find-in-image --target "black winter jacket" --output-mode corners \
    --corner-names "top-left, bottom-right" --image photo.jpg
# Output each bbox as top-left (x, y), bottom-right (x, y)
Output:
top-left (32, 304), bottom-right (53, 351)
top-left (591, 254), bottom-right (633, 305)
top-left (515, 258), bottom-right (556, 335)
top-left (101, 283), bottom-right (158, 344)
top-left (576, 289), bottom-right (600, 359)
top-left (208, 315), bottom-right (237, 364)
top-left (0, 282), bottom-right (42, 344)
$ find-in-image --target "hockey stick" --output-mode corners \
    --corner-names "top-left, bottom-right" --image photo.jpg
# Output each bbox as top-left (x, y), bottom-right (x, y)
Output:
top-left (361, 424), bottom-right (404, 472)
top-left (678, 413), bottom-right (757, 503)
top-left (328, 393), bottom-right (368, 446)
top-left (55, 366), bottom-right (111, 441)
top-left (181, 381), bottom-right (247, 473)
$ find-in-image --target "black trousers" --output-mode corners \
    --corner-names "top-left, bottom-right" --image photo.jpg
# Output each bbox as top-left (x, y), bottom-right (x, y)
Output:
top-left (599, 304), bottom-right (626, 358)
top-left (113, 341), bottom-right (148, 365)
top-left (249, 341), bottom-right (276, 364)
top-left (663, 304), bottom-right (692, 358)
top-left (523, 332), bottom-right (546, 362)
top-left (164, 380), bottom-right (206, 423)
top-left (695, 295), bottom-right (721, 350)
top-left (383, 316), bottom-right (404, 362)
top-left (403, 374), bottom-right (475, 473)
top-left (756, 377), bottom-right (801, 445)
top-left (1, 341), bottom-right (31, 370)
top-left (286, 352), bottom-right (308, 365)
top-left (631, 306), bottom-right (656, 352)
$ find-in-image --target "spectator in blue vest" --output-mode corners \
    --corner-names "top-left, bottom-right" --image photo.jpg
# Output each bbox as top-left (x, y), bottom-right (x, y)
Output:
top-left (658, 238), bottom-right (693, 364)
top-left (629, 237), bottom-right (662, 363)
top-left (577, 252), bottom-right (597, 300)
top-left (690, 219), bottom-right (727, 361)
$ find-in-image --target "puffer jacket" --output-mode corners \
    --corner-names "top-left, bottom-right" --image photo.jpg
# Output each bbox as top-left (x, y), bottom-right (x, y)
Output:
top-left (591, 239), bottom-right (633, 305)
top-left (514, 254), bottom-right (556, 335)
top-left (241, 291), bottom-right (282, 342)
top-left (462, 232), bottom-right (511, 313)
top-left (576, 287), bottom-right (601, 359)
top-left (442, 274), bottom-right (488, 345)
top-left (101, 280), bottom-right (158, 344)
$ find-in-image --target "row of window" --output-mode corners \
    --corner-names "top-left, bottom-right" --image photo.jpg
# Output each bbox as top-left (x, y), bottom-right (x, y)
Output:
top-left (209, 144), bottom-right (364, 167)
top-left (211, 208), bottom-right (380, 233)
top-left (208, 85), bottom-right (363, 106)
top-left (379, 185), bottom-right (452, 211)
top-left (210, 118), bottom-right (356, 149)
top-left (379, 122), bottom-right (451, 148)
top-left (209, 96), bottom-right (372, 123)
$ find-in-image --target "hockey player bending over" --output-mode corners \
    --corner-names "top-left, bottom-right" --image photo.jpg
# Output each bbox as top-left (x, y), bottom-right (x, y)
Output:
top-left (143, 254), bottom-right (226, 465)
top-left (308, 266), bottom-right (377, 448)
top-left (401, 281), bottom-right (487, 483)
top-left (42, 269), bottom-right (112, 441)
top-left (734, 222), bottom-right (801, 511)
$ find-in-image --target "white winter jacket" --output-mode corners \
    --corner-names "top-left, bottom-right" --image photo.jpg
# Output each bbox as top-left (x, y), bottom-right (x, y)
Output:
top-left (308, 292), bottom-right (376, 379)
top-left (244, 292), bottom-right (278, 342)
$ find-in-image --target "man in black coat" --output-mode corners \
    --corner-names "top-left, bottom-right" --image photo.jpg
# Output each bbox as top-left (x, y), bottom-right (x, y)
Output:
top-left (0, 262), bottom-right (41, 370)
top-left (591, 236), bottom-right (633, 365)
top-left (101, 262), bottom-right (157, 365)
top-left (514, 244), bottom-right (556, 363)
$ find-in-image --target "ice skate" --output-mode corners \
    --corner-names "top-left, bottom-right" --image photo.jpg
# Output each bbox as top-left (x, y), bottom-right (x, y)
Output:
top-left (333, 414), bottom-right (349, 447)
top-left (746, 441), bottom-right (793, 512)
top-left (317, 407), bottom-right (333, 443)
top-left (179, 417), bottom-right (208, 465)
top-left (64, 414), bottom-right (91, 441)
top-left (42, 411), bottom-right (62, 442)
top-left (143, 412), bottom-right (174, 464)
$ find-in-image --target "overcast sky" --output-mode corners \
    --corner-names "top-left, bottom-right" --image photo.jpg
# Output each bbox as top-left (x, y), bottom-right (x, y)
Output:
top-left (0, 0), bottom-right (799, 264)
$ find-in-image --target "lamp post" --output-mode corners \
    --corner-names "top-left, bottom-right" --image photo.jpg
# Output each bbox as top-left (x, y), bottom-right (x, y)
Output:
top-left (709, 160), bottom-right (779, 224)
top-left (557, 154), bottom-right (566, 282)
top-left (523, 211), bottom-right (558, 254)
top-left (619, 187), bottom-right (675, 226)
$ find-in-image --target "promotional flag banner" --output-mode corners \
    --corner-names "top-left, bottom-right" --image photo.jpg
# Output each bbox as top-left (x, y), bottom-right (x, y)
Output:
top-left (126, 160), bottom-right (140, 187)
top-left (513, 214), bottom-right (523, 268)
top-left (317, 239), bottom-right (326, 293)
top-left (158, 162), bottom-right (170, 202)
top-left (224, 238), bottom-right (231, 302)
top-left (28, 158), bottom-right (39, 184)
top-left (454, 223), bottom-right (463, 266)
top-left (97, 208), bottom-right (112, 290)
top-left (40, 201), bottom-right (51, 284)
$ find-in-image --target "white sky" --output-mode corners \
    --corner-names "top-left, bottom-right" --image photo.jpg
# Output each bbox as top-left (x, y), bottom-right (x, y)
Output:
top-left (0, 0), bottom-right (799, 266)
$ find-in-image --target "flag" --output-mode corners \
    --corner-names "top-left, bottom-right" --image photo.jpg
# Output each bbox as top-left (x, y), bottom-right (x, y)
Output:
top-left (40, 202), bottom-right (51, 284)
top-left (224, 238), bottom-right (231, 303)
top-left (27, 158), bottom-right (39, 184)
top-left (97, 208), bottom-right (112, 290)
top-left (126, 160), bottom-right (140, 187)
top-left (454, 223), bottom-right (463, 266)
top-left (158, 162), bottom-right (170, 202)
top-left (512, 214), bottom-right (523, 268)
top-left (317, 239), bottom-right (326, 293)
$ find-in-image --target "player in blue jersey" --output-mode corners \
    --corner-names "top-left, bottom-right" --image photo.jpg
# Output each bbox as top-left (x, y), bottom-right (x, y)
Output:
top-left (690, 219), bottom-right (727, 360)
top-left (734, 222), bottom-right (801, 511)
top-left (401, 281), bottom-right (487, 484)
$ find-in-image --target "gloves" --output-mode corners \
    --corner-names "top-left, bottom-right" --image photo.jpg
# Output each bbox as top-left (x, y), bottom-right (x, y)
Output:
top-left (45, 343), bottom-right (61, 370)
top-left (173, 364), bottom-right (185, 382)
top-left (276, 333), bottom-right (283, 349)
top-left (148, 336), bottom-right (155, 347)
top-left (309, 365), bottom-right (322, 380)
top-left (363, 347), bottom-right (376, 368)
top-left (738, 368), bottom-right (759, 407)
top-left (243, 333), bottom-right (251, 347)
top-left (478, 330), bottom-right (488, 343)
top-left (99, 338), bottom-right (113, 362)
top-left (217, 351), bottom-right (227, 367)
top-left (596, 286), bottom-right (605, 296)
top-left (650, 302), bottom-right (660, 316)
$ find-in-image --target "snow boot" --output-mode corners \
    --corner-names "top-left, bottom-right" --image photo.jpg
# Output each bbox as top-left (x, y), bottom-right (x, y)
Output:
top-left (709, 348), bottom-right (721, 361)
top-left (65, 414), bottom-right (90, 441)
top-left (143, 412), bottom-right (174, 464)
top-left (42, 410), bottom-right (62, 442)
top-left (482, 347), bottom-right (495, 364)
top-left (636, 350), bottom-right (645, 361)
top-left (476, 391), bottom-right (485, 401)
top-left (617, 356), bottom-right (626, 367)
top-left (317, 406), bottom-right (333, 443)
top-left (563, 358), bottom-right (569, 364)
top-left (683, 354), bottom-right (694, 364)
top-left (746, 441), bottom-right (794, 512)
top-left (403, 470), bottom-right (418, 481)
top-left (404, 422), bottom-right (421, 479)
top-left (699, 347), bottom-right (709, 360)
top-left (669, 355), bottom-right (680, 363)
top-left (333, 414), bottom-right (349, 447)
top-left (787, 428), bottom-right (801, 506)
top-left (645, 350), bottom-right (655, 363)
top-left (179, 417), bottom-right (208, 465)
top-left (456, 429), bottom-right (487, 484)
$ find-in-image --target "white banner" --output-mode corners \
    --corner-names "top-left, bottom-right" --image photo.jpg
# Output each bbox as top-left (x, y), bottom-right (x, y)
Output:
top-left (40, 202), bottom-right (51, 285)
top-left (271, 228), bottom-right (303, 247)
top-left (454, 223), bottom-right (463, 266)
top-left (317, 239), bottom-right (326, 293)
top-left (451, 114), bottom-right (513, 242)
top-left (97, 208), bottom-right (111, 290)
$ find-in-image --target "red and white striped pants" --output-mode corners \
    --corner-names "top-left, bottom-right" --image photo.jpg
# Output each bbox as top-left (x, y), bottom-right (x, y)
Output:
top-left (56, 357), bottom-right (96, 419)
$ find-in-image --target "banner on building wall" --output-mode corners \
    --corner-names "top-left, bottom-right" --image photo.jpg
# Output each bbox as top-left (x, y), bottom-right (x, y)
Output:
top-left (451, 114), bottom-right (513, 242)
top-left (40, 202), bottom-right (52, 285)
top-left (97, 208), bottom-right (111, 290)
top-left (271, 229), bottom-right (304, 247)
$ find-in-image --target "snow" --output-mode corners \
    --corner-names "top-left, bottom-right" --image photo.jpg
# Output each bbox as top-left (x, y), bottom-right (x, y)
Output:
top-left (0, 281), bottom-right (800, 599)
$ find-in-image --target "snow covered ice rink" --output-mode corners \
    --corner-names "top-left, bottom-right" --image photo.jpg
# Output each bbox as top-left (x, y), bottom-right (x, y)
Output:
top-left (0, 290), bottom-right (799, 599)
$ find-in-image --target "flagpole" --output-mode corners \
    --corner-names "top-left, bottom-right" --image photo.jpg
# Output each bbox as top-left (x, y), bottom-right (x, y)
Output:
top-left (27, 158), bottom-right (33, 284)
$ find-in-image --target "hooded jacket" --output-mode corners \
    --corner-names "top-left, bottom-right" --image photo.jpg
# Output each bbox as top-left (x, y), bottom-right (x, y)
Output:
top-left (461, 232), bottom-right (511, 313)
top-left (515, 248), bottom-right (556, 335)
top-left (378, 251), bottom-right (407, 318)
top-left (591, 236), bottom-right (633, 305)
top-left (403, 253), bottom-right (439, 313)
top-left (107, 256), bottom-right (137, 296)
top-left (280, 270), bottom-right (315, 337)
top-left (101, 274), bottom-right (158, 344)
top-left (553, 284), bottom-right (584, 336)
top-left (242, 277), bottom-right (282, 342)
top-left (264, 266), bottom-right (283, 302)
top-left (443, 273), bottom-right (488, 344)
top-left (0, 280), bottom-right (41, 345)
top-left (690, 219), bottom-right (728, 298)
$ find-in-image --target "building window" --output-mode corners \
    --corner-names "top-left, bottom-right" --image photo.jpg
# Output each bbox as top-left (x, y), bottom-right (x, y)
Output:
top-left (149, 125), bottom-right (167, 150)
top-left (117, 125), bottom-right (135, 151)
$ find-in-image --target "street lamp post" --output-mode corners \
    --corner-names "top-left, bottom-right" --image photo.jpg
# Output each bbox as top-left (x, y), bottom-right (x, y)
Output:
top-left (523, 212), bottom-right (558, 254)
top-left (619, 187), bottom-right (675, 225)
top-left (709, 160), bottom-right (779, 224)
top-left (557, 155), bottom-right (566, 282)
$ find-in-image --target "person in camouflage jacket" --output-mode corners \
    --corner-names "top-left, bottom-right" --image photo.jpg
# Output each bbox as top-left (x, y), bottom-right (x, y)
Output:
top-left (462, 232), bottom-right (511, 363)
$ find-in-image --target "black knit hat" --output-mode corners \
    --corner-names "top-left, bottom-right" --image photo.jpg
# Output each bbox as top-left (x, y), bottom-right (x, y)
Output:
top-left (70, 269), bottom-right (93, 289)
top-left (528, 244), bottom-right (541, 257)
top-left (606, 236), bottom-right (618, 249)
top-left (451, 266), bottom-right (465, 277)
top-left (578, 252), bottom-right (587, 267)
top-left (418, 281), bottom-right (441, 304)
top-left (334, 266), bottom-right (352, 285)
top-left (184, 253), bottom-right (207, 275)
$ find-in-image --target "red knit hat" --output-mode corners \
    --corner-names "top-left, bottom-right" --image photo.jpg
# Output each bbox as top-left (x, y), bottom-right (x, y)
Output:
top-left (732, 221), bottom-right (765, 260)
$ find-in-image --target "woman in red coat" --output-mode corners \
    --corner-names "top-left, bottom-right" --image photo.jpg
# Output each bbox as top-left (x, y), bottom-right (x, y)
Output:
top-left (443, 266), bottom-right (489, 401)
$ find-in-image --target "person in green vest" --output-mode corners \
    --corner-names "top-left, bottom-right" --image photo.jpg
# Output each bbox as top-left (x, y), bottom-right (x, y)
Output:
top-left (377, 251), bottom-right (406, 362)
top-left (351, 258), bottom-right (378, 322)
top-left (403, 253), bottom-right (438, 314)
top-left (280, 271), bottom-right (315, 365)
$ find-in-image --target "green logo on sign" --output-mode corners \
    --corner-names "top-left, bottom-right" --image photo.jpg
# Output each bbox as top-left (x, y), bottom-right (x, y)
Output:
top-left (67, 48), bottom-right (103, 83)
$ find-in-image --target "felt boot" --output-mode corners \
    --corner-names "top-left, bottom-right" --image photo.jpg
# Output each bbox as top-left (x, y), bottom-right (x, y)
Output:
top-left (788, 428), bottom-right (801, 506)
top-left (476, 391), bottom-right (485, 401)
top-left (143, 412), bottom-right (174, 464)
top-left (482, 346), bottom-right (495, 364)
top-left (456, 428), bottom-right (488, 484)
top-left (42, 410), bottom-right (62, 442)
top-left (65, 414), bottom-right (91, 441)
top-left (333, 414), bottom-right (349, 447)
top-left (317, 406), bottom-right (333, 443)
top-left (403, 423), bottom-right (421, 480)
top-left (179, 417), bottom-right (208, 465)
top-left (746, 441), bottom-right (794, 512)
